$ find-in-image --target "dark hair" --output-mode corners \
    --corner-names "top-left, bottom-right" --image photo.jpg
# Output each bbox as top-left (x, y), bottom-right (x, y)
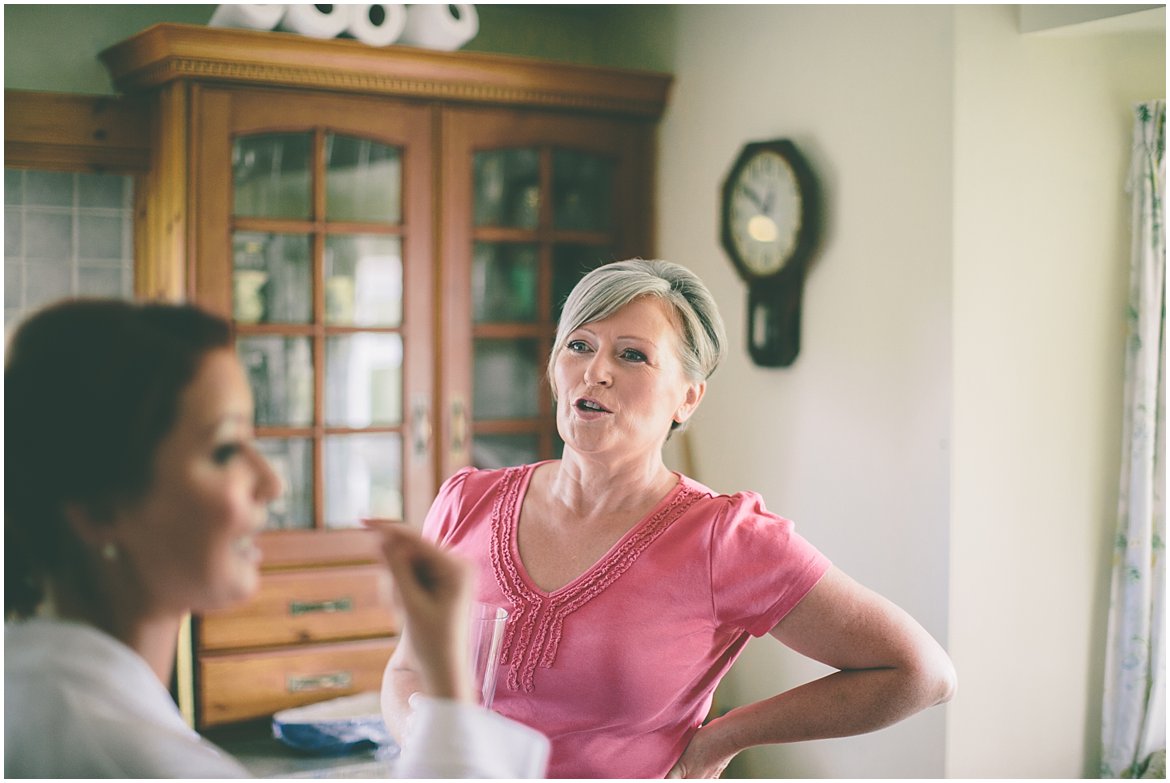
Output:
top-left (4, 298), bottom-right (234, 618)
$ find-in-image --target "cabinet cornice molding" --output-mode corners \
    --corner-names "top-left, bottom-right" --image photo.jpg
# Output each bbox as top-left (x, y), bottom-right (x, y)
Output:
top-left (100, 24), bottom-right (672, 119)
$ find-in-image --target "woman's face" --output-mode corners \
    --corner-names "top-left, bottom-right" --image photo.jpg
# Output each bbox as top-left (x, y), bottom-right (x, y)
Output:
top-left (554, 295), bottom-right (704, 459)
top-left (110, 348), bottom-right (281, 615)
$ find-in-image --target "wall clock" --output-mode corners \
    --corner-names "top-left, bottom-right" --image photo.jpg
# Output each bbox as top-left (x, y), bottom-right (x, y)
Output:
top-left (720, 139), bottom-right (820, 367)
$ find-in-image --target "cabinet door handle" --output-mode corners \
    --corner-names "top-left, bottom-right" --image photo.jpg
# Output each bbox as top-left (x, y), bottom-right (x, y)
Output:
top-left (451, 397), bottom-right (468, 455)
top-left (412, 397), bottom-right (432, 457)
top-left (286, 671), bottom-right (352, 693)
top-left (289, 597), bottom-right (353, 616)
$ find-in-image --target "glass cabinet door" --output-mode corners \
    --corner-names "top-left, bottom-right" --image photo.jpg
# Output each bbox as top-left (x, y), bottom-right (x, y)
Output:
top-left (195, 88), bottom-right (434, 530)
top-left (440, 108), bottom-right (655, 475)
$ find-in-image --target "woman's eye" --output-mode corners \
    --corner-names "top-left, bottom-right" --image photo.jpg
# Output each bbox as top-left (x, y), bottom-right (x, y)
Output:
top-left (212, 443), bottom-right (242, 465)
top-left (620, 349), bottom-right (647, 363)
top-left (567, 340), bottom-right (591, 353)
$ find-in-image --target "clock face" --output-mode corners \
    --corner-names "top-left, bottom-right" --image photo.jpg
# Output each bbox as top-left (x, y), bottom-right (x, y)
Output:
top-left (727, 149), bottom-right (802, 277)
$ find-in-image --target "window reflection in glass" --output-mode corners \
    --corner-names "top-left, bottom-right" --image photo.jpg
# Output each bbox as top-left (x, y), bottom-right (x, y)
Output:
top-left (473, 149), bottom-right (539, 229)
top-left (232, 232), bottom-right (312, 324)
top-left (473, 338), bottom-right (540, 420)
top-left (237, 335), bottom-right (314, 427)
top-left (552, 150), bottom-right (614, 232)
top-left (552, 245), bottom-right (610, 320)
top-left (233, 133), bottom-right (312, 220)
top-left (324, 235), bottom-right (402, 326)
top-left (325, 134), bottom-right (401, 224)
top-left (324, 433), bottom-right (403, 527)
top-left (325, 333), bottom-right (403, 428)
top-left (256, 437), bottom-right (313, 530)
top-left (473, 434), bottom-right (539, 470)
top-left (472, 242), bottom-right (538, 323)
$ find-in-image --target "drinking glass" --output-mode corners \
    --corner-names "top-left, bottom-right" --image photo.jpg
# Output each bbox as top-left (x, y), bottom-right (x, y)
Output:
top-left (469, 602), bottom-right (507, 708)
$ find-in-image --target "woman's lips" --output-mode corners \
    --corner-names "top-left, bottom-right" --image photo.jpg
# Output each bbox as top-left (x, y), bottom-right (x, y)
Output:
top-left (233, 535), bottom-right (262, 563)
top-left (573, 397), bottom-right (611, 419)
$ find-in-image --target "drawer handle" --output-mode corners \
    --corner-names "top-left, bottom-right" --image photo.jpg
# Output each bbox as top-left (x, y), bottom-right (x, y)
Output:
top-left (289, 597), bottom-right (354, 616)
top-left (287, 671), bottom-right (353, 693)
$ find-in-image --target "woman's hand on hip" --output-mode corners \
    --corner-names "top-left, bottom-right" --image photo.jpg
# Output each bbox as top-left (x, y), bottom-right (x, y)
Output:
top-left (666, 724), bottom-right (734, 779)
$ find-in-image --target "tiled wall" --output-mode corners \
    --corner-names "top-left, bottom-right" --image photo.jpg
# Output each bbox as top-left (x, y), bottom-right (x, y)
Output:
top-left (5, 169), bottom-right (135, 330)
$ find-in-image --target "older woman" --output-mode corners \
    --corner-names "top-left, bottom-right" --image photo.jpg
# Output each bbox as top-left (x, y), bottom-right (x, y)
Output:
top-left (5, 298), bottom-right (548, 778)
top-left (382, 259), bottom-right (956, 778)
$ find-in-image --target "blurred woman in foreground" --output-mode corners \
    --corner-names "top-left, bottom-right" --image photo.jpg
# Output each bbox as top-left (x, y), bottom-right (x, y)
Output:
top-left (4, 298), bottom-right (548, 778)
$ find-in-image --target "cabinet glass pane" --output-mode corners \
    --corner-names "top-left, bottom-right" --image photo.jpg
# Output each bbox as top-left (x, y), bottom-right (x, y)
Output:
top-left (473, 338), bottom-right (540, 419)
top-left (474, 149), bottom-right (539, 229)
top-left (552, 245), bottom-right (610, 320)
top-left (473, 434), bottom-right (539, 470)
top-left (324, 235), bottom-right (402, 326)
top-left (238, 335), bottom-right (314, 427)
top-left (325, 134), bottom-right (402, 223)
top-left (233, 133), bottom-right (312, 219)
top-left (552, 150), bottom-right (614, 232)
top-left (472, 242), bottom-right (537, 323)
top-left (257, 437), bottom-right (313, 530)
top-left (324, 433), bottom-right (403, 527)
top-left (324, 333), bottom-right (403, 427)
top-left (232, 232), bottom-right (312, 324)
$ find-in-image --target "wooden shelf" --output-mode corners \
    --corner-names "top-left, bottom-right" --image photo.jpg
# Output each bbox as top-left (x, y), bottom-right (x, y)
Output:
top-left (99, 23), bottom-right (672, 119)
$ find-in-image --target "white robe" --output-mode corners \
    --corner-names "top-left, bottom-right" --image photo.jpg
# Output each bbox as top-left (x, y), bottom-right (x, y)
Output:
top-left (5, 618), bottom-right (548, 778)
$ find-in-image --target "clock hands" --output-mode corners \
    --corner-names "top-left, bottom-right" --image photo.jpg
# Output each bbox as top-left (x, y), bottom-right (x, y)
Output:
top-left (762, 189), bottom-right (775, 215)
top-left (739, 182), bottom-right (778, 217)
top-left (738, 183), bottom-right (766, 212)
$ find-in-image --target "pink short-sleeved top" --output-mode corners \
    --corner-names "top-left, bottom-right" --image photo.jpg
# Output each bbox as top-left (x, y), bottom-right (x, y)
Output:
top-left (423, 463), bottom-right (830, 779)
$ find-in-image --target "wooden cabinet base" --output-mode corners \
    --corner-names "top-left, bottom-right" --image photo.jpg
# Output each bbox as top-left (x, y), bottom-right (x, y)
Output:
top-left (198, 565), bottom-right (397, 651)
top-left (198, 638), bottom-right (395, 727)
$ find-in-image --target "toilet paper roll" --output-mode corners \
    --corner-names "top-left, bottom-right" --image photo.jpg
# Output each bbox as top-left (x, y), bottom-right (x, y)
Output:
top-left (397, 3), bottom-right (478, 51)
top-left (347, 4), bottom-right (407, 47)
top-left (280, 4), bottom-right (352, 39)
top-left (209, 4), bottom-right (287, 31)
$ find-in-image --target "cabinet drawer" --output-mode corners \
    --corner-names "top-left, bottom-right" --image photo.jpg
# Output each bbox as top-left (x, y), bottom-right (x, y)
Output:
top-left (198, 638), bottom-right (395, 727)
top-left (198, 565), bottom-right (398, 651)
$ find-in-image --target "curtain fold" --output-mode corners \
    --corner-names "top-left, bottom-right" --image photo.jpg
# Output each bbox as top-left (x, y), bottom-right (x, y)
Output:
top-left (1101, 99), bottom-right (1166, 779)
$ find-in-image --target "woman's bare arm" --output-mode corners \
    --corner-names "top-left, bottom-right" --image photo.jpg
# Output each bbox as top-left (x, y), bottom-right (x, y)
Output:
top-left (668, 566), bottom-right (957, 778)
top-left (367, 521), bottom-right (475, 741)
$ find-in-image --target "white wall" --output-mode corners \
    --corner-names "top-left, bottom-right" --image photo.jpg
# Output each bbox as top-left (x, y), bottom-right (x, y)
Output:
top-left (950, 5), bottom-right (1164, 777)
top-left (656, 5), bottom-right (955, 777)
top-left (654, 3), bottom-right (1164, 778)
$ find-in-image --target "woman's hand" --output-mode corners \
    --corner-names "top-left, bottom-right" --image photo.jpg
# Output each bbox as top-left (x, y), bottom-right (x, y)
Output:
top-left (666, 723), bottom-right (735, 779)
top-left (364, 520), bottom-right (476, 703)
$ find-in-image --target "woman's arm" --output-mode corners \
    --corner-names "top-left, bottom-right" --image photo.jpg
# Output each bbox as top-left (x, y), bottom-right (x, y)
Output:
top-left (380, 627), bottom-right (426, 743)
top-left (368, 520), bottom-right (473, 742)
top-left (369, 521), bottom-right (551, 777)
top-left (668, 566), bottom-right (957, 778)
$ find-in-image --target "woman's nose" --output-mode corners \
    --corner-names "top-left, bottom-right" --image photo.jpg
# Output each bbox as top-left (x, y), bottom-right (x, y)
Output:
top-left (583, 354), bottom-right (613, 386)
top-left (251, 448), bottom-right (284, 503)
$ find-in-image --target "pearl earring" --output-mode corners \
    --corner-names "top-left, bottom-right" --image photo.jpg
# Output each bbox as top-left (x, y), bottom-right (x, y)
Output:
top-left (101, 542), bottom-right (119, 562)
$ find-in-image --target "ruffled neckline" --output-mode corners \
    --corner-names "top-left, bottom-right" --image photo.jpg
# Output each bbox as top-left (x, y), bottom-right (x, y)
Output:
top-left (488, 463), bottom-right (702, 692)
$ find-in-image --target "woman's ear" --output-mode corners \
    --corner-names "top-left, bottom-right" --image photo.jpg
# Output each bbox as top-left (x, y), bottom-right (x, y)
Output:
top-left (674, 380), bottom-right (706, 425)
top-left (61, 500), bottom-right (116, 552)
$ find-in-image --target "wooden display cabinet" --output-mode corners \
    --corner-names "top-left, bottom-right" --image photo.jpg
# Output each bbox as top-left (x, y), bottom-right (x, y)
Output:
top-left (100, 23), bottom-right (670, 729)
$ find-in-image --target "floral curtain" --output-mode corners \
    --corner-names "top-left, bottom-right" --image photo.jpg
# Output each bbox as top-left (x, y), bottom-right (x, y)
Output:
top-left (1101, 99), bottom-right (1166, 779)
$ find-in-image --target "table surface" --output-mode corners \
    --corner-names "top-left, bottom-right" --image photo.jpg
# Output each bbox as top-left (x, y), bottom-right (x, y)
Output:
top-left (209, 721), bottom-right (398, 779)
